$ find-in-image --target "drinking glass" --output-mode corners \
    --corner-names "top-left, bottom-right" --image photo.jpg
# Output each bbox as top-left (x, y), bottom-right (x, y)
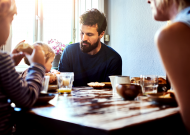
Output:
top-left (57, 72), bottom-right (74, 94)
top-left (140, 75), bottom-right (158, 95)
top-left (41, 76), bottom-right (50, 93)
top-left (109, 76), bottom-right (118, 96)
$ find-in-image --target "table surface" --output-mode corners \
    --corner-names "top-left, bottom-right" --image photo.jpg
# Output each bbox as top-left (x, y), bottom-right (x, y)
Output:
top-left (25, 87), bottom-right (180, 132)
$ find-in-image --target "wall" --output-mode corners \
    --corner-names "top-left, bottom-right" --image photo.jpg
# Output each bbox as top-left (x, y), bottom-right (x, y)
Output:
top-left (104, 0), bottom-right (167, 77)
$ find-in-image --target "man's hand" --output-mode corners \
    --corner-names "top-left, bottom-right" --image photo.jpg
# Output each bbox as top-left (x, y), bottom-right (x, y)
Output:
top-left (25, 44), bottom-right (45, 67)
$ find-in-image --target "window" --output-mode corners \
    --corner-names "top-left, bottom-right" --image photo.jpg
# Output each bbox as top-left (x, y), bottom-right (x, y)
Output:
top-left (9, 0), bottom-right (104, 72)
top-left (12, 0), bottom-right (73, 47)
top-left (41, 0), bottom-right (73, 44)
top-left (74, 0), bottom-right (104, 43)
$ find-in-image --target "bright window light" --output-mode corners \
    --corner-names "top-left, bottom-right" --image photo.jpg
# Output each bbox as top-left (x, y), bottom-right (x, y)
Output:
top-left (42, 0), bottom-right (72, 44)
top-left (12, 0), bottom-right (35, 49)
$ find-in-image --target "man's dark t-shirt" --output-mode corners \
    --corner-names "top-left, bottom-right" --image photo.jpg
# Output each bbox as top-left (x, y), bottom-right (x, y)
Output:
top-left (58, 42), bottom-right (122, 86)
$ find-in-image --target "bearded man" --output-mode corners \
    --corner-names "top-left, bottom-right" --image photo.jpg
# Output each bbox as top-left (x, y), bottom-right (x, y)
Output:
top-left (58, 8), bottom-right (122, 86)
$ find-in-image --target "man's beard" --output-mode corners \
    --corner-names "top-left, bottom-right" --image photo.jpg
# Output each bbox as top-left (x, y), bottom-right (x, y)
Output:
top-left (80, 39), bottom-right (99, 53)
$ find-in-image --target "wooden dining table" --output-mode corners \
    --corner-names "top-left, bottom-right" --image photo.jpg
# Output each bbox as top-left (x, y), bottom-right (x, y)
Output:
top-left (14, 87), bottom-right (188, 135)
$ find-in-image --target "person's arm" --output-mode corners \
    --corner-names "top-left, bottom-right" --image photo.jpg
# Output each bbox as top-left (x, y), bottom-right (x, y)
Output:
top-left (155, 22), bottom-right (190, 133)
top-left (106, 55), bottom-right (122, 82)
top-left (0, 55), bottom-right (45, 107)
top-left (0, 45), bottom-right (46, 108)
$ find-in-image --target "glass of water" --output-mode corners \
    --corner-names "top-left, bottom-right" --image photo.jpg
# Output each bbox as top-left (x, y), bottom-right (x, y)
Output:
top-left (140, 75), bottom-right (158, 95)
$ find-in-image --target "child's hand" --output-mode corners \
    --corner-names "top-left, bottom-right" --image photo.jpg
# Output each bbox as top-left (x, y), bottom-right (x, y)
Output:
top-left (11, 51), bottom-right (25, 66)
top-left (11, 40), bottom-right (26, 66)
top-left (25, 45), bottom-right (45, 67)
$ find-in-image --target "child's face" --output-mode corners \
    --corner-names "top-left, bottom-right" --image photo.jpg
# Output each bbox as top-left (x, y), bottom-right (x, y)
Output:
top-left (44, 56), bottom-right (55, 73)
top-left (0, 14), bottom-right (14, 46)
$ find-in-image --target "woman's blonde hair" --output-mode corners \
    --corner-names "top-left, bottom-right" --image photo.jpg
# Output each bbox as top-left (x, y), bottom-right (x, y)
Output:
top-left (24, 42), bottom-right (55, 66)
top-left (0, 0), bottom-right (17, 21)
top-left (159, 0), bottom-right (190, 11)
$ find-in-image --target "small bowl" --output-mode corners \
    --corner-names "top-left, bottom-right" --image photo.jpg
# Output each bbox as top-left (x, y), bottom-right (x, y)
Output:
top-left (116, 84), bottom-right (141, 100)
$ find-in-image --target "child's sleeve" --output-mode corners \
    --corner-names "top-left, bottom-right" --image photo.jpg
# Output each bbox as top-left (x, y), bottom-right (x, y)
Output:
top-left (0, 53), bottom-right (45, 107)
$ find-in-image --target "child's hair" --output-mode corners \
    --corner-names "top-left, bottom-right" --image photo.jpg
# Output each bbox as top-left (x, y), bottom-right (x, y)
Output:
top-left (24, 42), bottom-right (55, 65)
top-left (0, 0), bottom-right (17, 21)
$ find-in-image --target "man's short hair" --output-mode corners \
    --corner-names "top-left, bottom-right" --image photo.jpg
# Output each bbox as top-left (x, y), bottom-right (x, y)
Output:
top-left (80, 8), bottom-right (107, 35)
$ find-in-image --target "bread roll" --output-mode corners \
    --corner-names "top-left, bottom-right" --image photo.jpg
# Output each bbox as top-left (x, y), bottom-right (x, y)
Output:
top-left (158, 77), bottom-right (166, 84)
top-left (15, 42), bottom-right (33, 55)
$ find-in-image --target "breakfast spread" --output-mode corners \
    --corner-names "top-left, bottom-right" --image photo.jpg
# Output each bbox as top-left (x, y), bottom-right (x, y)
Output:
top-left (15, 42), bottom-right (33, 55)
top-left (158, 77), bottom-right (166, 84)
top-left (45, 69), bottom-right (60, 84)
top-left (160, 90), bottom-right (175, 98)
top-left (130, 77), bottom-right (167, 84)
top-left (130, 77), bottom-right (140, 84)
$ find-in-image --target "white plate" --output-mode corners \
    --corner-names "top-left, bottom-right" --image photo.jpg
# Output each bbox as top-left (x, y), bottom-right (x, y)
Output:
top-left (147, 93), bottom-right (177, 105)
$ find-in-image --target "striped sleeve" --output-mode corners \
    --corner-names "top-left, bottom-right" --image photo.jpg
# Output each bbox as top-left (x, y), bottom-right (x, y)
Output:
top-left (0, 51), bottom-right (45, 108)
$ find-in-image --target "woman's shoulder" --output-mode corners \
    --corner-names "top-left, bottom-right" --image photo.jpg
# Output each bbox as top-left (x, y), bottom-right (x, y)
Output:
top-left (155, 22), bottom-right (190, 47)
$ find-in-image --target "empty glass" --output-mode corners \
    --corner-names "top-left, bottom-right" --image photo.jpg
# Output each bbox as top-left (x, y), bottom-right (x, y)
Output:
top-left (109, 76), bottom-right (118, 96)
top-left (41, 76), bottom-right (50, 93)
top-left (140, 75), bottom-right (158, 95)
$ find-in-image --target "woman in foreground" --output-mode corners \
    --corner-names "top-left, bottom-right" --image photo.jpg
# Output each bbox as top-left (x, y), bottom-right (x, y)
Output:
top-left (0, 0), bottom-right (46, 134)
top-left (147, 0), bottom-right (190, 133)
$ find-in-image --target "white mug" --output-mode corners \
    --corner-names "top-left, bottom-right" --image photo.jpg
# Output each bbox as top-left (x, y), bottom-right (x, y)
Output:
top-left (109, 76), bottom-right (130, 97)
top-left (115, 76), bottom-right (130, 85)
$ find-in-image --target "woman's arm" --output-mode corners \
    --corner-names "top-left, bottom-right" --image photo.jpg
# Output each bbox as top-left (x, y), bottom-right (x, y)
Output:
top-left (155, 22), bottom-right (190, 133)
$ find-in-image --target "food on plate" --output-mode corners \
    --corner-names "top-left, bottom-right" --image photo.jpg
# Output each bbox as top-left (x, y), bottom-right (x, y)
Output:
top-left (45, 69), bottom-right (60, 84)
top-left (130, 77), bottom-right (166, 84)
top-left (15, 42), bottom-right (33, 55)
top-left (101, 82), bottom-right (112, 87)
top-left (87, 82), bottom-right (105, 88)
top-left (51, 69), bottom-right (60, 74)
top-left (165, 90), bottom-right (175, 98)
top-left (159, 90), bottom-right (175, 98)
top-left (130, 77), bottom-right (140, 84)
top-left (158, 77), bottom-right (166, 84)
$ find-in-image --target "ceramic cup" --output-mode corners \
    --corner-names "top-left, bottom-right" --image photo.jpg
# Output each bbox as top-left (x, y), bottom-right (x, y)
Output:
top-left (110, 76), bottom-right (130, 97)
top-left (116, 84), bottom-right (141, 100)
